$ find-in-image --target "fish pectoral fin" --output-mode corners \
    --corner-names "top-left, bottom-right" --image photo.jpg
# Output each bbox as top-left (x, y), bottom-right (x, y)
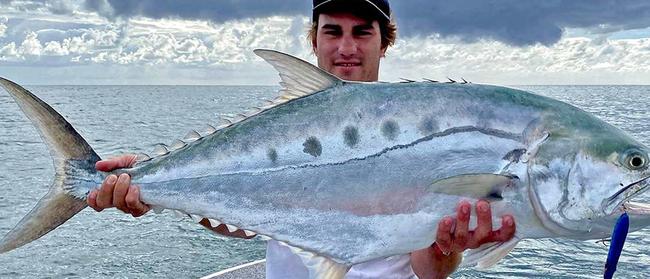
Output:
top-left (625, 201), bottom-right (650, 215)
top-left (462, 235), bottom-right (521, 269)
top-left (277, 242), bottom-right (349, 279)
top-left (429, 173), bottom-right (519, 201)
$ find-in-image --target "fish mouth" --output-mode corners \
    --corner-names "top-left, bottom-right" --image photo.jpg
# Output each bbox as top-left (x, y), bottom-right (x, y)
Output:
top-left (604, 176), bottom-right (650, 214)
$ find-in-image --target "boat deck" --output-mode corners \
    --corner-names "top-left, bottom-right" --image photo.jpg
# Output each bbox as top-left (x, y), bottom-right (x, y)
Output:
top-left (201, 259), bottom-right (266, 279)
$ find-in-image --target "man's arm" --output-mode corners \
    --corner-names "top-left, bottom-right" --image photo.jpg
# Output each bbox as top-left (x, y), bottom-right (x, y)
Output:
top-left (88, 155), bottom-right (252, 238)
top-left (410, 200), bottom-right (516, 279)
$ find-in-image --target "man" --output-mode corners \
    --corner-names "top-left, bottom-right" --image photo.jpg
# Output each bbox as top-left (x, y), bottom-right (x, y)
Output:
top-left (88, 0), bottom-right (516, 278)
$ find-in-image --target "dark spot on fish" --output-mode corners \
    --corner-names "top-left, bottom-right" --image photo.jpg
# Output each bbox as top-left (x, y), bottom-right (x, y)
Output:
top-left (343, 126), bottom-right (360, 148)
top-left (418, 116), bottom-right (439, 135)
top-left (487, 190), bottom-right (503, 200)
top-left (381, 119), bottom-right (399, 141)
top-left (303, 136), bottom-right (322, 157)
top-left (267, 148), bottom-right (278, 163)
top-left (502, 149), bottom-right (526, 163)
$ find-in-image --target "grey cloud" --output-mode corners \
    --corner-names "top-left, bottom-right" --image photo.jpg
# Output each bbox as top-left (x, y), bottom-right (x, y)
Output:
top-left (84, 0), bottom-right (310, 22)
top-left (1, 18), bottom-right (101, 44)
top-left (391, 1), bottom-right (650, 45)
top-left (80, 0), bottom-right (650, 46)
top-left (1, 0), bottom-right (79, 14)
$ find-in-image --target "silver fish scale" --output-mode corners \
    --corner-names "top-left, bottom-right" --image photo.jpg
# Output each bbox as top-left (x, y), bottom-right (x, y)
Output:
top-left (73, 82), bottom-right (548, 264)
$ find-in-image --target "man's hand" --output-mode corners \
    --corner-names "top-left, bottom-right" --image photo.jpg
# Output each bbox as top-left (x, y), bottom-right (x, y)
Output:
top-left (88, 154), bottom-right (251, 238)
top-left (87, 154), bottom-right (150, 217)
top-left (410, 200), bottom-right (516, 279)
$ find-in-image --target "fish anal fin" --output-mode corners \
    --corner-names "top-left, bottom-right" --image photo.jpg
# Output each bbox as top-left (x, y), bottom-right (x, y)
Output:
top-left (279, 242), bottom-right (349, 279)
top-left (463, 236), bottom-right (521, 269)
top-left (429, 174), bottom-right (518, 201)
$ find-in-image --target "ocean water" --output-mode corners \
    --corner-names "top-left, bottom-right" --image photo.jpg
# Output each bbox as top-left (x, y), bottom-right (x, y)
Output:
top-left (0, 84), bottom-right (649, 278)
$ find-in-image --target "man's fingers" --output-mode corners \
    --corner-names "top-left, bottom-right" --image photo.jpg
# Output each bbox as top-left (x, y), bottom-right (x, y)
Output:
top-left (95, 154), bottom-right (138, 172)
top-left (126, 186), bottom-right (149, 217)
top-left (469, 200), bottom-right (493, 248)
top-left (489, 215), bottom-right (516, 242)
top-left (87, 190), bottom-right (103, 212)
top-left (451, 201), bottom-right (471, 252)
top-left (435, 216), bottom-right (454, 254)
top-left (112, 174), bottom-right (131, 213)
top-left (95, 174), bottom-right (117, 208)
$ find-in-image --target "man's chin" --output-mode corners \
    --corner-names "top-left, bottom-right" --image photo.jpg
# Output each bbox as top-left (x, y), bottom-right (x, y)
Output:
top-left (333, 68), bottom-right (362, 81)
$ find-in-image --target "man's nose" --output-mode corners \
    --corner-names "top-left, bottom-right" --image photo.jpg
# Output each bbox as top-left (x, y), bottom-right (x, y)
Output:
top-left (338, 35), bottom-right (358, 56)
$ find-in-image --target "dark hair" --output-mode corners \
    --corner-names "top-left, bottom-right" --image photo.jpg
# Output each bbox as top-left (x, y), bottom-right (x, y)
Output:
top-left (307, 10), bottom-right (397, 51)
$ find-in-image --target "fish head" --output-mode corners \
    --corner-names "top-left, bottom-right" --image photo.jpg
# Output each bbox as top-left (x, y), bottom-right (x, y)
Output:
top-left (529, 113), bottom-right (650, 238)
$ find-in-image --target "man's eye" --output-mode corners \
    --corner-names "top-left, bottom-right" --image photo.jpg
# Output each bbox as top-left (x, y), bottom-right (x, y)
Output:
top-left (355, 31), bottom-right (372, 36)
top-left (324, 31), bottom-right (341, 36)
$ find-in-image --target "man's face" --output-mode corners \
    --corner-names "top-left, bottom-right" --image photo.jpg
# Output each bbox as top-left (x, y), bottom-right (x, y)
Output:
top-left (313, 13), bottom-right (386, 82)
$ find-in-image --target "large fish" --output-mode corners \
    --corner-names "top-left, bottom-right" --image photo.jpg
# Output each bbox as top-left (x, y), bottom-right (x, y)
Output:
top-left (1, 50), bottom-right (650, 278)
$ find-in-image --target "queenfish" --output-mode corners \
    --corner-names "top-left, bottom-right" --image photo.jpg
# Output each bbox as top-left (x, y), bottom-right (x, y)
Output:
top-left (1, 50), bottom-right (650, 278)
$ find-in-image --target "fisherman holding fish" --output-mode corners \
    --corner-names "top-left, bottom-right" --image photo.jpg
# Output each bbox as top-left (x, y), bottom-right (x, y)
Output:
top-left (88, 0), bottom-right (515, 278)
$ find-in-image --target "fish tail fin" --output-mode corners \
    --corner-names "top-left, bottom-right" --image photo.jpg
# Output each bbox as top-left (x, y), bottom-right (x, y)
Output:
top-left (0, 77), bottom-right (101, 253)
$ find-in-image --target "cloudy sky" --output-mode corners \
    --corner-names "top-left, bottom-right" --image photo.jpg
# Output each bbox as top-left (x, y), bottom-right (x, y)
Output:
top-left (1, 0), bottom-right (650, 85)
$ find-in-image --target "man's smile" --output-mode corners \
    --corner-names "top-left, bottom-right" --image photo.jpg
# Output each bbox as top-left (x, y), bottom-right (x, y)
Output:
top-left (334, 61), bottom-right (362, 67)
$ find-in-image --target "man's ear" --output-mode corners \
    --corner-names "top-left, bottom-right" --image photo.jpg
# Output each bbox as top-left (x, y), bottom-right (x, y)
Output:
top-left (312, 38), bottom-right (318, 53)
top-left (380, 46), bottom-right (387, 58)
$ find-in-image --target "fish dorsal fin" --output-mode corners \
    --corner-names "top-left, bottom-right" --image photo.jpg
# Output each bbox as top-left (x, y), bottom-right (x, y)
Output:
top-left (202, 124), bottom-right (218, 135)
top-left (183, 130), bottom-right (201, 142)
top-left (169, 139), bottom-right (186, 150)
top-left (429, 174), bottom-right (518, 201)
top-left (134, 153), bottom-right (151, 164)
top-left (275, 241), bottom-right (349, 279)
top-left (462, 235), bottom-right (521, 269)
top-left (152, 143), bottom-right (169, 156)
top-left (254, 49), bottom-right (343, 100)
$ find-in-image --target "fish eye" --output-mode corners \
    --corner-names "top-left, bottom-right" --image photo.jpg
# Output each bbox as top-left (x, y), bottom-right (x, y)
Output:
top-left (631, 156), bottom-right (645, 168)
top-left (621, 149), bottom-right (648, 170)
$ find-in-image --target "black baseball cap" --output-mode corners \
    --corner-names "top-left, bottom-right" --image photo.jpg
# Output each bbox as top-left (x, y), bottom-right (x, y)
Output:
top-left (312, 0), bottom-right (391, 22)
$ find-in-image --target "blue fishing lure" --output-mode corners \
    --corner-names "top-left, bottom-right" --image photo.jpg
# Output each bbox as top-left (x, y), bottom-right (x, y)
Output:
top-left (603, 212), bottom-right (629, 279)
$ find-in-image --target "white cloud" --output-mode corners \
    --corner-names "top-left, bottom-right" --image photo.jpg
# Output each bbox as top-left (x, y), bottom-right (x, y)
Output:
top-left (77, 16), bottom-right (311, 66)
top-left (0, 16), bottom-right (7, 38)
top-left (382, 36), bottom-right (650, 84)
top-left (83, 27), bottom-right (120, 48)
top-left (43, 40), bottom-right (68, 56)
top-left (18, 31), bottom-right (43, 56)
top-left (0, 42), bottom-right (18, 60)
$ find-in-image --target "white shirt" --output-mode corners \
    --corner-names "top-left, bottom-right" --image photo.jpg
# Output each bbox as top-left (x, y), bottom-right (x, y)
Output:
top-left (265, 240), bottom-right (418, 279)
